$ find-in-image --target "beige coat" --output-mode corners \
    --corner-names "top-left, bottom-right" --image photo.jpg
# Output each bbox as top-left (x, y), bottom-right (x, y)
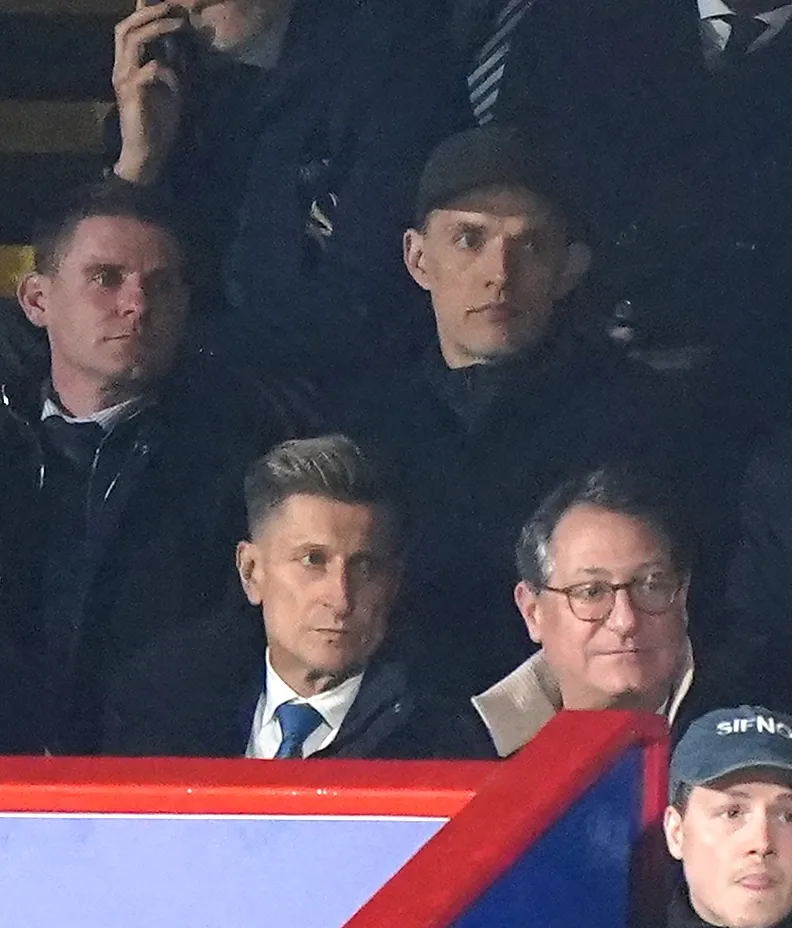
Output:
top-left (471, 640), bottom-right (695, 758)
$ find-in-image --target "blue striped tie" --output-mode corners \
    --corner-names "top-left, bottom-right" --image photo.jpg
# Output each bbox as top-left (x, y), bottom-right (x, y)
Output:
top-left (273, 703), bottom-right (324, 759)
top-left (467, 0), bottom-right (535, 125)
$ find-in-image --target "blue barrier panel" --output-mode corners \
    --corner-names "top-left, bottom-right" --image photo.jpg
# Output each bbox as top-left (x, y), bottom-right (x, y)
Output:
top-left (346, 712), bottom-right (669, 928)
top-left (453, 748), bottom-right (641, 928)
top-left (0, 814), bottom-right (446, 928)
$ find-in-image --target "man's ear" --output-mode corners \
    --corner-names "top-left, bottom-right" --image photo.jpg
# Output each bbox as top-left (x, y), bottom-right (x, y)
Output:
top-left (515, 580), bottom-right (543, 644)
top-left (552, 241), bottom-right (592, 301)
top-left (403, 228), bottom-right (431, 291)
top-left (16, 272), bottom-right (51, 329)
top-left (236, 540), bottom-right (263, 607)
top-left (663, 805), bottom-right (684, 861)
top-left (678, 574), bottom-right (691, 614)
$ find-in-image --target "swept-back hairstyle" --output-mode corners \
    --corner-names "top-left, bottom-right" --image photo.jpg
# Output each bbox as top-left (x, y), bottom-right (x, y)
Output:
top-left (515, 465), bottom-right (695, 588)
top-left (244, 434), bottom-right (402, 543)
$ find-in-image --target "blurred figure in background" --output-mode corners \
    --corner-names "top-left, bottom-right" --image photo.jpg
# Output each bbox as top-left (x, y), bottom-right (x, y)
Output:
top-left (109, 0), bottom-right (468, 402)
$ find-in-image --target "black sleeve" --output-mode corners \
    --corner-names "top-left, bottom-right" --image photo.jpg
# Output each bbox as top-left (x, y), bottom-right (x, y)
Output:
top-left (726, 429), bottom-right (792, 651)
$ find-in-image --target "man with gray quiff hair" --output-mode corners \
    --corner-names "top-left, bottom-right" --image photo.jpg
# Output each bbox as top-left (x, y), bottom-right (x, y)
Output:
top-left (243, 434), bottom-right (398, 539)
top-left (224, 434), bottom-right (493, 761)
top-left (472, 465), bottom-right (696, 758)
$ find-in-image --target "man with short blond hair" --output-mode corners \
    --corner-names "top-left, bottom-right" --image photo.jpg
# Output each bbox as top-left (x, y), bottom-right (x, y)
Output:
top-left (210, 434), bottom-right (493, 760)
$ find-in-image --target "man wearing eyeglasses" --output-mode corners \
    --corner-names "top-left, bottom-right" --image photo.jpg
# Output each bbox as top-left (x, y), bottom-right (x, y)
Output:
top-left (472, 466), bottom-right (702, 757)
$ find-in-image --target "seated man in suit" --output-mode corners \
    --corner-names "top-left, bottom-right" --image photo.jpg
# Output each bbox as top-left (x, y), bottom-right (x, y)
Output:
top-left (471, 466), bottom-right (696, 757)
top-left (0, 179), bottom-right (298, 755)
top-left (664, 705), bottom-right (792, 928)
top-left (231, 434), bottom-right (493, 760)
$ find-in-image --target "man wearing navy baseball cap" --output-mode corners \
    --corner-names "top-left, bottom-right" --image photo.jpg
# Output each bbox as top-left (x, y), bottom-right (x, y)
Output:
top-left (664, 706), bottom-right (792, 928)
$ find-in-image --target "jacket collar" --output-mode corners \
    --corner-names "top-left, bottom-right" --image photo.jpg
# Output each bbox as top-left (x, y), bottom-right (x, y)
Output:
top-left (320, 658), bottom-right (413, 752)
top-left (471, 638), bottom-right (695, 758)
top-left (237, 656), bottom-right (413, 756)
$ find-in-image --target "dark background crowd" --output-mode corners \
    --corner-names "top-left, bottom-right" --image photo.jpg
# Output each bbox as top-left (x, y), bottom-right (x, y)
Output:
top-left (2, 0), bottom-right (792, 914)
top-left (0, 0), bottom-right (791, 747)
top-left (3, 1), bottom-right (792, 925)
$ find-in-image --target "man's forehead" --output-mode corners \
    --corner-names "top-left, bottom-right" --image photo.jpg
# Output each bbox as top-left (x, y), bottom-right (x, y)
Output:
top-left (550, 504), bottom-right (672, 566)
top-left (697, 767), bottom-right (792, 797)
top-left (257, 494), bottom-right (397, 548)
top-left (60, 215), bottom-right (180, 265)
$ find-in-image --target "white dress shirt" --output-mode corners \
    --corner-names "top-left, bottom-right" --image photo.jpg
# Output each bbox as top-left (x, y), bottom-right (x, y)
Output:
top-left (698, 0), bottom-right (792, 66)
top-left (245, 651), bottom-right (365, 759)
top-left (41, 394), bottom-right (143, 432)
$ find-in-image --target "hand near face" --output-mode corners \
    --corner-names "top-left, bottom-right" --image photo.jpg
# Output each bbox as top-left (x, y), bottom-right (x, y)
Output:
top-left (113, 1), bottom-right (187, 185)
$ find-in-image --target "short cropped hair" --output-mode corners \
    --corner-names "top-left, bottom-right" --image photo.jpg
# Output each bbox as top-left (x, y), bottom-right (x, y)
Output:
top-left (32, 180), bottom-right (185, 275)
top-left (244, 435), bottom-right (401, 541)
top-left (515, 466), bottom-right (695, 588)
top-left (670, 781), bottom-right (694, 815)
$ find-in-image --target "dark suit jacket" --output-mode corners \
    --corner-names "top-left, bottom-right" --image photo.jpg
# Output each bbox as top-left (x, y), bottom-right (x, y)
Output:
top-left (593, 1), bottom-right (792, 382)
top-left (104, 633), bottom-right (497, 761)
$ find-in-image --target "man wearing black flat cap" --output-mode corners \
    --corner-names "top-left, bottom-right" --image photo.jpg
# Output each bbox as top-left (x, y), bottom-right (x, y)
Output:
top-left (665, 706), bottom-right (792, 928)
top-left (348, 125), bottom-right (697, 702)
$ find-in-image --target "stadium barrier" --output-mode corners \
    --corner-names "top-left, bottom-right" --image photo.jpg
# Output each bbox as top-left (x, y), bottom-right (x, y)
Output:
top-left (0, 710), bottom-right (669, 927)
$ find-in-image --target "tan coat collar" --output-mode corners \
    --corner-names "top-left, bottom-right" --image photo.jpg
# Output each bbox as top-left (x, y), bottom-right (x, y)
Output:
top-left (471, 639), bottom-right (695, 758)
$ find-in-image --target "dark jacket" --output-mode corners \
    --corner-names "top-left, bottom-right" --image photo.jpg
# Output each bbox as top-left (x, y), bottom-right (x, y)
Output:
top-left (597, 3), bottom-right (792, 392)
top-left (110, 0), bottom-right (469, 389)
top-left (723, 427), bottom-right (792, 712)
top-left (348, 330), bottom-right (703, 701)
top-left (106, 629), bottom-right (497, 760)
top-left (454, 0), bottom-right (700, 238)
top-left (0, 353), bottom-right (300, 755)
top-left (459, 0), bottom-right (792, 400)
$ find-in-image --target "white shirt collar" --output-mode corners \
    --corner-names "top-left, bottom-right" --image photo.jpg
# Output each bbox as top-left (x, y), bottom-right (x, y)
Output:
top-left (41, 394), bottom-right (144, 432)
top-left (262, 650), bottom-right (365, 732)
top-left (698, 0), bottom-right (792, 27)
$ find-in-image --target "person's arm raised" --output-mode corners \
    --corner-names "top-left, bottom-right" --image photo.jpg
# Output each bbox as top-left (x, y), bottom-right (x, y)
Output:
top-left (112, 0), bottom-right (186, 186)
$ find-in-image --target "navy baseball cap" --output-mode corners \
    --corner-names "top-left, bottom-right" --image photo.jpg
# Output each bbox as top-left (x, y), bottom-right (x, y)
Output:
top-left (669, 706), bottom-right (792, 801)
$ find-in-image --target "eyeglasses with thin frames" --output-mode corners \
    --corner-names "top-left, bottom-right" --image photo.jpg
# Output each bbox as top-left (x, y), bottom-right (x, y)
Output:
top-left (540, 576), bottom-right (683, 622)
